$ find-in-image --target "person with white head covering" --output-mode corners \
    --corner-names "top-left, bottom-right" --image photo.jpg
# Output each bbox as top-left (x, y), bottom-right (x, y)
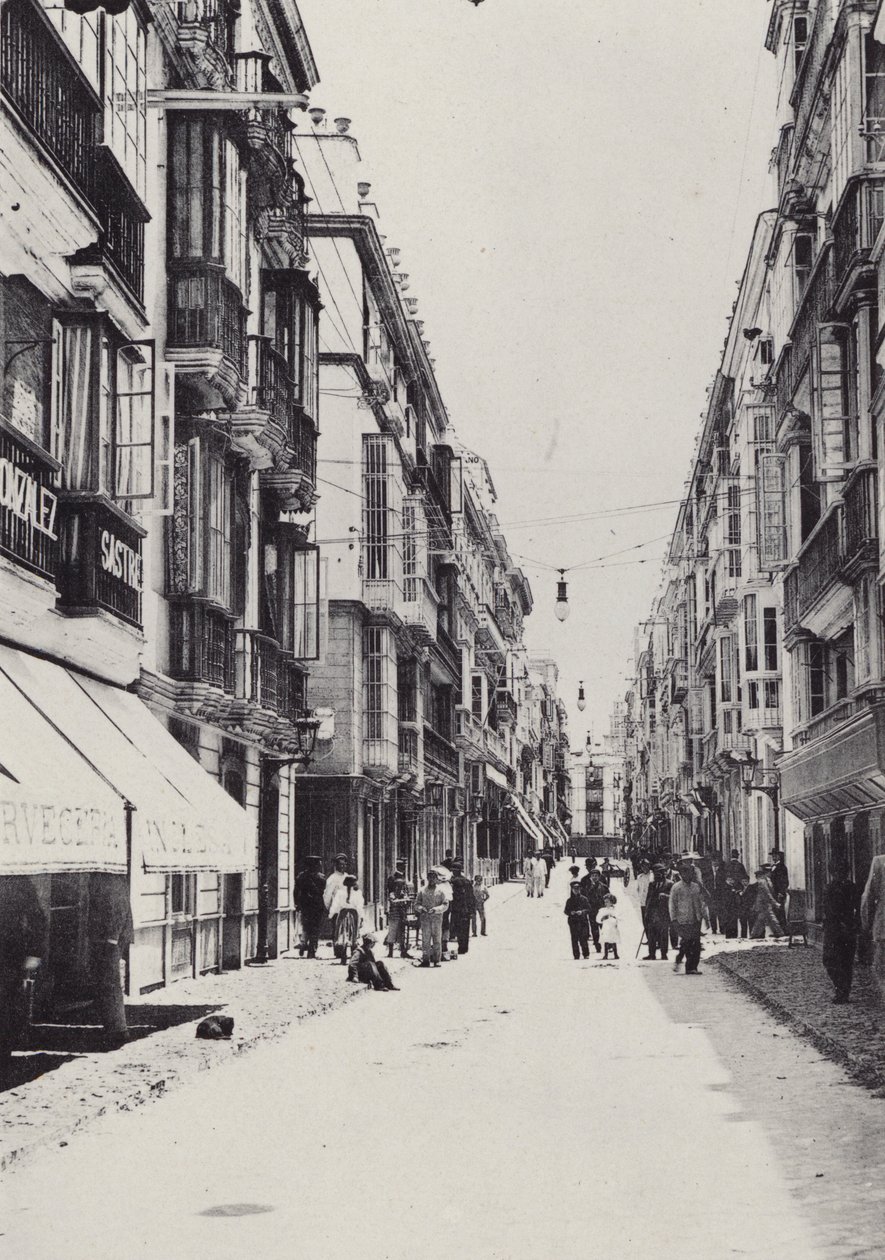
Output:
top-left (328, 875), bottom-right (364, 964)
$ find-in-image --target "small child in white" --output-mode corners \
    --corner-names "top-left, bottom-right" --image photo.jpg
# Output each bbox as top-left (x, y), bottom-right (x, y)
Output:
top-left (597, 893), bottom-right (620, 961)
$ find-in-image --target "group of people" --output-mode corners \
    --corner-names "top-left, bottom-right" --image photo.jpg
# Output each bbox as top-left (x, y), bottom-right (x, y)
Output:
top-left (292, 851), bottom-right (492, 985)
top-left (564, 859), bottom-right (621, 961)
top-left (523, 849), bottom-right (555, 897)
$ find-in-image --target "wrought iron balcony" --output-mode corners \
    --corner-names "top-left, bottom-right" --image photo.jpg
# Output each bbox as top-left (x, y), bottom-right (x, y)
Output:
top-left (236, 629), bottom-right (280, 711)
top-left (167, 264), bottom-right (247, 378)
top-left (423, 724), bottom-right (459, 782)
top-left (174, 0), bottom-right (236, 73)
top-left (168, 600), bottom-right (235, 692)
top-left (840, 464), bottom-right (878, 583)
top-left (56, 495), bottom-right (145, 628)
top-left (249, 335), bottom-right (294, 432)
top-left (792, 506), bottom-right (845, 629)
top-left (832, 177), bottom-right (885, 291)
top-left (278, 655), bottom-right (308, 724)
top-left (495, 688), bottom-right (518, 726)
top-left (0, 417), bottom-right (60, 582)
top-left (398, 726), bottom-right (419, 776)
top-left (1, 0), bottom-right (99, 205)
top-left (74, 147), bottom-right (148, 304)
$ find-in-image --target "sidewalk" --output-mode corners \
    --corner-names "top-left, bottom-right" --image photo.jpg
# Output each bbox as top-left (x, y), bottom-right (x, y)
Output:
top-left (709, 937), bottom-right (885, 1092)
top-left (0, 880), bottom-right (525, 1174)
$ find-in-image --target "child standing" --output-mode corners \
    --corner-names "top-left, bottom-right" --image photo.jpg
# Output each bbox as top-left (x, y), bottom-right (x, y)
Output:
top-left (597, 893), bottom-right (621, 961)
top-left (472, 875), bottom-right (489, 937)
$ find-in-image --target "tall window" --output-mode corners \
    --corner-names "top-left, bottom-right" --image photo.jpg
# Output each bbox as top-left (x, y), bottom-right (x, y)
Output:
top-left (206, 453), bottom-right (232, 606)
top-left (363, 626), bottom-right (396, 752)
top-left (763, 607), bottom-right (778, 672)
top-left (169, 118), bottom-right (244, 286)
top-left (171, 436), bottom-right (239, 611)
top-left (104, 9), bottom-right (147, 198)
top-left (744, 594), bottom-right (758, 672)
top-left (809, 642), bottom-right (826, 717)
top-left (719, 637), bottom-right (733, 705)
top-left (267, 530), bottom-right (320, 660)
top-left (831, 48), bottom-right (852, 208)
top-left (816, 324), bottom-right (852, 480)
top-left (362, 434), bottom-right (402, 586)
top-left (223, 138), bottom-right (247, 291)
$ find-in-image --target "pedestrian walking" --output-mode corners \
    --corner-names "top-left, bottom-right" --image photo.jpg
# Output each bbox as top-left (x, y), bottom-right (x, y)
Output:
top-left (597, 894), bottom-right (620, 961)
top-left (822, 858), bottom-right (859, 1004)
top-left (533, 852), bottom-right (546, 898)
top-left (580, 867), bottom-right (607, 953)
top-left (564, 881), bottom-right (592, 959)
top-left (749, 869), bottom-right (783, 939)
top-left (0, 876), bottom-right (46, 1077)
top-left (449, 861), bottom-right (476, 955)
top-left (668, 860), bottom-right (708, 975)
top-left (294, 855), bottom-right (327, 958)
top-left (524, 853), bottom-right (536, 897)
top-left (347, 934), bottom-right (399, 990)
top-left (861, 854), bottom-right (885, 1005)
top-left (769, 851), bottom-right (790, 932)
top-left (719, 871), bottom-right (742, 939)
top-left (472, 875), bottom-right (489, 937)
top-left (432, 865), bottom-right (454, 956)
top-left (88, 873), bottom-right (133, 1050)
top-left (385, 873), bottom-right (411, 959)
top-left (541, 848), bottom-right (555, 888)
top-left (328, 875), bottom-right (364, 963)
top-left (324, 853), bottom-right (349, 943)
top-left (643, 864), bottom-right (672, 960)
top-left (568, 843), bottom-right (578, 864)
top-left (415, 870), bottom-right (447, 967)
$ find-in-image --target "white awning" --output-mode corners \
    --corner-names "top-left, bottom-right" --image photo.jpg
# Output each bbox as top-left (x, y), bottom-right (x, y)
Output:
top-left (0, 663), bottom-right (127, 876)
top-left (485, 764), bottom-right (509, 789)
top-left (0, 647), bottom-right (251, 873)
top-left (509, 795), bottom-right (546, 847)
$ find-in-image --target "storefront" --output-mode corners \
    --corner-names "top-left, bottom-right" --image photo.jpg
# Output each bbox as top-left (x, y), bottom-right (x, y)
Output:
top-left (0, 644), bottom-right (251, 1004)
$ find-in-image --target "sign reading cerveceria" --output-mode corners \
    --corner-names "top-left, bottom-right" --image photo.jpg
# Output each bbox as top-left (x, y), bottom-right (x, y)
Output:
top-left (0, 802), bottom-right (121, 852)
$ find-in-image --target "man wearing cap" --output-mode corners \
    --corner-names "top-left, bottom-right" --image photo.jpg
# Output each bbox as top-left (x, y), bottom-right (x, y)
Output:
top-left (294, 855), bottom-right (327, 959)
top-left (564, 880), bottom-right (592, 959)
top-left (668, 859), bottom-right (709, 974)
top-left (449, 861), bottom-right (476, 956)
top-left (580, 865), bottom-right (607, 953)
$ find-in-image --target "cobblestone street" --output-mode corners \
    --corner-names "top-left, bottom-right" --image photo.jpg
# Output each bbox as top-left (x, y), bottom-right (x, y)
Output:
top-left (3, 868), bottom-right (884, 1260)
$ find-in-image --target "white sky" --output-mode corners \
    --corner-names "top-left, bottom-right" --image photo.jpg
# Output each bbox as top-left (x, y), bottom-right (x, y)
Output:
top-left (297, 0), bottom-right (778, 746)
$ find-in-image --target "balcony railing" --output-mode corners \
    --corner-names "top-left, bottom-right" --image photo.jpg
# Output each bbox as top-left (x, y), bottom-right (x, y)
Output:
top-left (495, 688), bottom-right (518, 725)
top-left (248, 335), bottom-right (294, 430)
top-left (423, 724), bottom-right (459, 781)
top-left (398, 726), bottom-right (419, 775)
top-left (841, 465), bottom-right (878, 582)
top-left (401, 575), bottom-right (437, 641)
top-left (56, 495), bottom-right (145, 627)
top-left (168, 264), bottom-right (247, 375)
top-left (793, 695), bottom-right (863, 749)
top-left (670, 658), bottom-right (689, 701)
top-left (237, 630), bottom-right (279, 710)
top-left (175, 0), bottom-right (236, 66)
top-left (795, 506), bottom-right (844, 624)
top-left (1, 0), bottom-right (99, 205)
top-left (278, 655), bottom-right (307, 724)
top-left (169, 601), bottom-right (235, 690)
top-left (0, 417), bottom-right (60, 581)
top-left (74, 146), bottom-right (148, 304)
top-left (832, 177), bottom-right (885, 287)
top-left (292, 413), bottom-right (317, 483)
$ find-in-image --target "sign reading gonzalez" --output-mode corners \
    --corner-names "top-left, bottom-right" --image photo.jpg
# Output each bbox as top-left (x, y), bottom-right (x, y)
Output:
top-left (0, 798), bottom-right (126, 875)
top-left (0, 457), bottom-right (58, 539)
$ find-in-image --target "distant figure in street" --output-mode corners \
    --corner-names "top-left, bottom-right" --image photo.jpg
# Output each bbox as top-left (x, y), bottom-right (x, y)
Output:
top-left (822, 858), bottom-right (859, 1004)
top-left (769, 851), bottom-right (790, 931)
top-left (541, 849), bottom-right (555, 888)
top-left (580, 868), bottom-right (607, 954)
top-left (749, 869), bottom-right (783, 939)
top-left (449, 861), bottom-right (476, 955)
top-left (432, 865), bottom-right (454, 956)
top-left (597, 894), bottom-right (620, 961)
top-left (533, 852), bottom-right (546, 898)
top-left (415, 870), bottom-right (447, 967)
top-left (88, 873), bottom-right (133, 1050)
top-left (348, 934), bottom-right (399, 990)
top-left (524, 853), bottom-right (536, 897)
top-left (643, 865), bottom-right (672, 961)
top-left (294, 855), bottom-right (327, 958)
top-left (861, 853), bottom-right (885, 1005)
top-left (669, 859), bottom-right (708, 975)
top-left (635, 860), bottom-right (652, 932)
top-left (472, 875), bottom-right (489, 937)
top-left (386, 859), bottom-right (408, 896)
top-left (719, 867), bottom-right (742, 939)
top-left (564, 880), bottom-right (592, 960)
top-left (568, 843), bottom-right (578, 864)
top-left (723, 848), bottom-right (749, 890)
top-left (0, 876), bottom-right (46, 1076)
top-left (328, 875), bottom-right (364, 963)
top-left (738, 878), bottom-right (753, 939)
top-left (385, 873), bottom-right (411, 959)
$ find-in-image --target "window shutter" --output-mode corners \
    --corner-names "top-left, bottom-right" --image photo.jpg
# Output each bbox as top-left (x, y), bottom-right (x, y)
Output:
top-left (815, 324), bottom-right (850, 481)
top-left (757, 452), bottom-right (788, 568)
top-left (114, 340), bottom-right (155, 500)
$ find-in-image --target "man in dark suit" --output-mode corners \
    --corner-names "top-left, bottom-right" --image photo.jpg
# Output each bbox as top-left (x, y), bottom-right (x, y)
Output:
top-left (449, 862), bottom-right (476, 955)
top-left (0, 876), bottom-right (46, 1076)
top-left (294, 855), bottom-right (327, 958)
top-left (769, 851), bottom-right (790, 930)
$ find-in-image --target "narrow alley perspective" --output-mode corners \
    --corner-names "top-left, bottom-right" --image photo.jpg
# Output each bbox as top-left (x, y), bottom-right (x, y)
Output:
top-left (3, 865), bottom-right (883, 1260)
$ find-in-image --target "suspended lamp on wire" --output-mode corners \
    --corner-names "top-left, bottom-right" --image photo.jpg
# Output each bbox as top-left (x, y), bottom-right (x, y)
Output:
top-left (577, 681), bottom-right (586, 712)
top-left (554, 569), bottom-right (570, 622)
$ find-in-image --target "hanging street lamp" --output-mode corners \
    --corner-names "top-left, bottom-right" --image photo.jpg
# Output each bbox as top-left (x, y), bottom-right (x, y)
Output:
top-left (577, 680), bottom-right (586, 712)
top-left (554, 569), bottom-right (570, 622)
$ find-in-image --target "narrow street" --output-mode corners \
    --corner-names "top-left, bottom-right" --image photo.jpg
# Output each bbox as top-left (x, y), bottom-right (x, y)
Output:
top-left (3, 867), bottom-right (883, 1260)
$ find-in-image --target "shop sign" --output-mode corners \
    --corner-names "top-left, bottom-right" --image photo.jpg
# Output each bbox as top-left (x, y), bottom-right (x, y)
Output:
top-left (0, 799), bottom-right (124, 873)
top-left (0, 454), bottom-right (58, 540)
top-left (99, 529), bottom-right (143, 592)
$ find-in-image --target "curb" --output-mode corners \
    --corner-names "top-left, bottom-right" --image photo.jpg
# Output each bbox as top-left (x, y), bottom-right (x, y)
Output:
top-left (711, 953), bottom-right (885, 1095)
top-left (0, 982), bottom-right (370, 1176)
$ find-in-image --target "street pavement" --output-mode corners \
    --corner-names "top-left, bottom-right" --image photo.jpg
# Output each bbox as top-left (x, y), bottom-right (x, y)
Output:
top-left (3, 865), bottom-right (883, 1260)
